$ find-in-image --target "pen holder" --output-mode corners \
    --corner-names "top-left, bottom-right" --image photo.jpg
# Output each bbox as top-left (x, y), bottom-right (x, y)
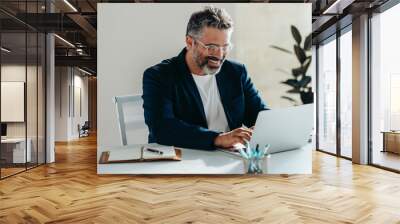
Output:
top-left (242, 155), bottom-right (267, 174)
top-left (239, 144), bottom-right (269, 174)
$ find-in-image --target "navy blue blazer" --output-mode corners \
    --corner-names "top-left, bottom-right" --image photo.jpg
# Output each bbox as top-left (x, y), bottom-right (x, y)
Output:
top-left (142, 48), bottom-right (268, 150)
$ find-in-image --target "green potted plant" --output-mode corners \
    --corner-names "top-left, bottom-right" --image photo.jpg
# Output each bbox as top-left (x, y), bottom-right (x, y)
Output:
top-left (271, 25), bottom-right (313, 105)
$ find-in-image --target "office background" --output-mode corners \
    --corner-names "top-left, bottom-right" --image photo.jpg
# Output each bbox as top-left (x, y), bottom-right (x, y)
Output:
top-left (97, 3), bottom-right (312, 149)
top-left (1, 26), bottom-right (47, 177)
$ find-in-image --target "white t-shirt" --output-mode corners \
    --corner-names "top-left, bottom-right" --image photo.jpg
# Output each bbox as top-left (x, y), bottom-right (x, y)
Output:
top-left (192, 74), bottom-right (229, 132)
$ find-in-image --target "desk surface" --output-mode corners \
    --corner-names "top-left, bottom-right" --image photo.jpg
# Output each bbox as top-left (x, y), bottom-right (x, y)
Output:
top-left (381, 131), bottom-right (400, 134)
top-left (1, 138), bottom-right (29, 143)
top-left (97, 144), bottom-right (312, 175)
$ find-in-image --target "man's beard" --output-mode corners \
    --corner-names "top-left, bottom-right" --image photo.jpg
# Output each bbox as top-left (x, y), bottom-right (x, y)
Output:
top-left (193, 51), bottom-right (225, 76)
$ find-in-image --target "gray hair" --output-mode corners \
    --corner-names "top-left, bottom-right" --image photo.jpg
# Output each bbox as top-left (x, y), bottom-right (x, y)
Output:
top-left (186, 6), bottom-right (233, 39)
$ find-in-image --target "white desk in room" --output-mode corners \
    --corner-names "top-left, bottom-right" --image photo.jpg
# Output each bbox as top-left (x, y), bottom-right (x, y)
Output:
top-left (97, 144), bottom-right (312, 175)
top-left (1, 138), bottom-right (32, 163)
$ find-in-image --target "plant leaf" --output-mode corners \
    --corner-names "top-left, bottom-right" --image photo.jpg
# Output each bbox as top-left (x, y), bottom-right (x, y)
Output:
top-left (287, 88), bottom-right (301, 94)
top-left (281, 96), bottom-right (299, 106)
top-left (294, 45), bottom-right (306, 64)
top-left (299, 76), bottom-right (312, 87)
top-left (302, 57), bottom-right (311, 74)
top-left (281, 96), bottom-right (296, 102)
top-left (281, 79), bottom-right (299, 88)
top-left (292, 67), bottom-right (304, 77)
top-left (291, 25), bottom-right (302, 45)
top-left (270, 45), bottom-right (292, 54)
top-left (292, 57), bottom-right (311, 77)
top-left (304, 33), bottom-right (312, 51)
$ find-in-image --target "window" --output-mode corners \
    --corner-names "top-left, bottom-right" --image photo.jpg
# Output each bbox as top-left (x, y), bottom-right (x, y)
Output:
top-left (370, 2), bottom-right (400, 171)
top-left (339, 28), bottom-right (352, 158)
top-left (317, 36), bottom-right (337, 155)
top-left (390, 74), bottom-right (400, 130)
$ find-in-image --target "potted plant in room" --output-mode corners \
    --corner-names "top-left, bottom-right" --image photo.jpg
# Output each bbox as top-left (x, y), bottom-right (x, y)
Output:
top-left (271, 25), bottom-right (313, 105)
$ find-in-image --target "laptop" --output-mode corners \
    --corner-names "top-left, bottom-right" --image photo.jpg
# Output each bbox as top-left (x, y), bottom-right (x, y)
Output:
top-left (218, 104), bottom-right (314, 156)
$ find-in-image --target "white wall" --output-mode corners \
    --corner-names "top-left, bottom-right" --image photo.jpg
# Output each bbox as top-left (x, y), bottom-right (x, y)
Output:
top-left (232, 4), bottom-right (311, 107)
top-left (55, 67), bottom-right (89, 141)
top-left (72, 73), bottom-right (89, 138)
top-left (1, 65), bottom-right (38, 138)
top-left (55, 67), bottom-right (69, 141)
top-left (0, 65), bottom-right (25, 124)
top-left (98, 3), bottom-right (311, 149)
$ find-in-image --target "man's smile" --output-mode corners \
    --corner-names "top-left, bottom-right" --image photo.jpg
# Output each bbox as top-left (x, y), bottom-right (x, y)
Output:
top-left (207, 56), bottom-right (223, 68)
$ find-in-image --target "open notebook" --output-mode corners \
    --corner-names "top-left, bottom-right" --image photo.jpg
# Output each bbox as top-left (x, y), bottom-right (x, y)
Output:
top-left (99, 144), bottom-right (181, 164)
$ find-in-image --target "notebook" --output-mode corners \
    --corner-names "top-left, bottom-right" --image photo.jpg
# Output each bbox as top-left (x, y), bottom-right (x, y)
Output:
top-left (99, 144), bottom-right (181, 164)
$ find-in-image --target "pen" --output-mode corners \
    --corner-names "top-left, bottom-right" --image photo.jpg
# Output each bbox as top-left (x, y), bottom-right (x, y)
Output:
top-left (146, 148), bottom-right (163, 155)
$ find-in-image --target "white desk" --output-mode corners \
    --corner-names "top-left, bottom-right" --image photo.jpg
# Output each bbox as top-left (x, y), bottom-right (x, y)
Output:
top-left (1, 138), bottom-right (32, 163)
top-left (97, 144), bottom-right (312, 175)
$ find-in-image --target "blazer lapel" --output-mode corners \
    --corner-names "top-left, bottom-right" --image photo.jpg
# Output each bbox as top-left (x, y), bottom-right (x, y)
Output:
top-left (215, 68), bottom-right (234, 130)
top-left (177, 49), bottom-right (207, 127)
top-left (184, 73), bottom-right (208, 125)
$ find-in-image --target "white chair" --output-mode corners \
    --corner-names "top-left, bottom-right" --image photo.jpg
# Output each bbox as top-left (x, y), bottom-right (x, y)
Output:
top-left (114, 95), bottom-right (148, 146)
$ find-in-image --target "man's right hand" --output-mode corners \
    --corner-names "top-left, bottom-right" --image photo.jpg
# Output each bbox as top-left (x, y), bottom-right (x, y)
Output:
top-left (214, 127), bottom-right (252, 149)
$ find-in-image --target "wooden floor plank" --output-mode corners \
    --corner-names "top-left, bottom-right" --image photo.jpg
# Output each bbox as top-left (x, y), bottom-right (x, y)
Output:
top-left (1, 134), bottom-right (400, 223)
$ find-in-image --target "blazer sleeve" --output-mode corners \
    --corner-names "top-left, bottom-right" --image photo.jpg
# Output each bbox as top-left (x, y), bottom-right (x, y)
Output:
top-left (241, 64), bottom-right (269, 127)
top-left (142, 67), bottom-right (220, 150)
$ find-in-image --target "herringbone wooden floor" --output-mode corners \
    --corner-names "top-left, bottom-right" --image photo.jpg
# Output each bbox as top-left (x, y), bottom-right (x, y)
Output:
top-left (1, 134), bottom-right (400, 224)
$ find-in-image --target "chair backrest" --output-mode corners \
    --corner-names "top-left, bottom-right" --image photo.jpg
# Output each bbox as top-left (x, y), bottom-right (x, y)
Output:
top-left (114, 94), bottom-right (148, 146)
top-left (82, 121), bottom-right (90, 129)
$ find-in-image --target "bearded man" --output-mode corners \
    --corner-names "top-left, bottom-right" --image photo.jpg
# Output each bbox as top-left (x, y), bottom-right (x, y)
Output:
top-left (142, 6), bottom-right (267, 150)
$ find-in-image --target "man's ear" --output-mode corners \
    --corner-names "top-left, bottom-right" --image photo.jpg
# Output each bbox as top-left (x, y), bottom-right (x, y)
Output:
top-left (185, 36), bottom-right (193, 51)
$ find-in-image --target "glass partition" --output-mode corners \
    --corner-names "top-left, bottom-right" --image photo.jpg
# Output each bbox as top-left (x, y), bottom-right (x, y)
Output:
top-left (0, 1), bottom-right (46, 179)
top-left (38, 32), bottom-right (45, 165)
top-left (1, 31), bottom-right (28, 177)
top-left (27, 30), bottom-right (38, 169)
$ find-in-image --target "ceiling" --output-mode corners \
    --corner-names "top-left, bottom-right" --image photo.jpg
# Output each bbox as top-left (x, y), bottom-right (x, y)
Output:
top-left (0, 0), bottom-right (393, 75)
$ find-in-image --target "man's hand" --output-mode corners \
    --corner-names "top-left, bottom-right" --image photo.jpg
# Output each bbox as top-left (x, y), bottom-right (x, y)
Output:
top-left (214, 127), bottom-right (253, 149)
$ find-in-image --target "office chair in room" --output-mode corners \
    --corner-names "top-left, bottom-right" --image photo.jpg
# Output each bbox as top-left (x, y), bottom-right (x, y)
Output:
top-left (114, 94), bottom-right (148, 146)
top-left (78, 121), bottom-right (90, 138)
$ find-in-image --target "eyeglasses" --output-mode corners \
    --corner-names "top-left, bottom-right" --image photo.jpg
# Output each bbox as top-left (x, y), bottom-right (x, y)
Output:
top-left (193, 38), bottom-right (233, 53)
